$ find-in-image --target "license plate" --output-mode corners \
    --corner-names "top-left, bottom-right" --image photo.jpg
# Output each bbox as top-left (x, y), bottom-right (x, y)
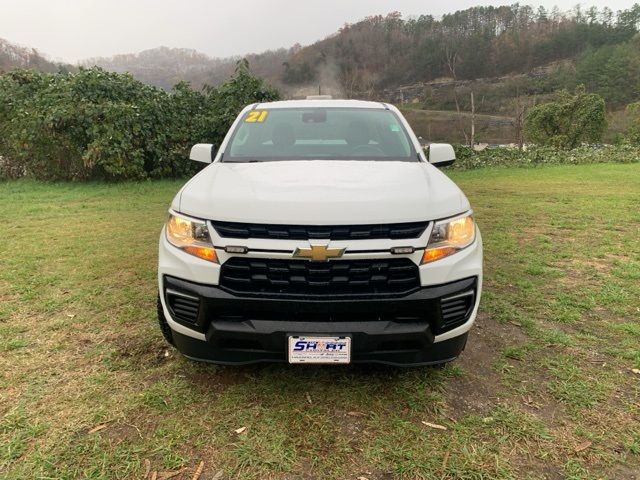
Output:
top-left (288, 336), bottom-right (351, 364)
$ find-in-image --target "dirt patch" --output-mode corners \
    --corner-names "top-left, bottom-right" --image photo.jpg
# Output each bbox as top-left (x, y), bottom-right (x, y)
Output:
top-left (333, 408), bottom-right (368, 439)
top-left (185, 364), bottom-right (253, 395)
top-left (98, 418), bottom-right (154, 444)
top-left (109, 331), bottom-right (173, 367)
top-left (516, 224), bottom-right (549, 248)
top-left (511, 456), bottom-right (564, 480)
top-left (555, 257), bottom-right (614, 290)
top-left (605, 460), bottom-right (640, 479)
top-left (522, 394), bottom-right (567, 430)
top-left (445, 312), bottom-right (527, 416)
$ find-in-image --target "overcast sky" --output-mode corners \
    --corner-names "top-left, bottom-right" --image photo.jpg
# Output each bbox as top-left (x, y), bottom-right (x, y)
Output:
top-left (1, 0), bottom-right (638, 63)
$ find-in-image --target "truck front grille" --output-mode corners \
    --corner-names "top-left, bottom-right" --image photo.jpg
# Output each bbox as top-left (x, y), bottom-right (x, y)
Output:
top-left (211, 221), bottom-right (428, 240)
top-left (219, 257), bottom-right (420, 296)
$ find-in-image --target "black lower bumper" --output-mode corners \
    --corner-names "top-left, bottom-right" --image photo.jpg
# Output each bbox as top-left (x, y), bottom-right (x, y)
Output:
top-left (172, 328), bottom-right (468, 366)
top-left (162, 275), bottom-right (477, 366)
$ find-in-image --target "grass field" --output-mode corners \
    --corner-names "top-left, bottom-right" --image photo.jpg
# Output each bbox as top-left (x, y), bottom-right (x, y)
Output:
top-left (1, 163), bottom-right (639, 479)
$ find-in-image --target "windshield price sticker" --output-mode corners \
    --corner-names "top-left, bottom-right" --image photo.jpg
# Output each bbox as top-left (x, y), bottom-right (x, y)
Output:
top-left (245, 110), bottom-right (268, 123)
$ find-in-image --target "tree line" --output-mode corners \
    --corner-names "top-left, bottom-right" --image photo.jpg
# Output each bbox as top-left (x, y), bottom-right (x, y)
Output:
top-left (282, 4), bottom-right (640, 100)
top-left (78, 4), bottom-right (640, 109)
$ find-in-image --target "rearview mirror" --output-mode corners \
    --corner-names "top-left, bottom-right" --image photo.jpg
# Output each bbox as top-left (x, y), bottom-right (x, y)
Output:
top-left (189, 144), bottom-right (215, 163)
top-left (428, 143), bottom-right (455, 167)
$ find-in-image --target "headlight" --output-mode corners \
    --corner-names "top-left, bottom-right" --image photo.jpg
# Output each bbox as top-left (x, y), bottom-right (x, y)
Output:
top-left (422, 213), bottom-right (476, 264)
top-left (166, 212), bottom-right (218, 263)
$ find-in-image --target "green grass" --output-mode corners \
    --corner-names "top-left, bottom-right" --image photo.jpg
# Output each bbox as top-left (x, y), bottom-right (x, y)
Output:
top-left (1, 163), bottom-right (639, 479)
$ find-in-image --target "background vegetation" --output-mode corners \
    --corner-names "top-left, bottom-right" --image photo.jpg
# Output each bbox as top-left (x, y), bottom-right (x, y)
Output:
top-left (0, 38), bottom-right (72, 74)
top-left (4, 5), bottom-right (640, 104)
top-left (451, 144), bottom-right (640, 170)
top-left (283, 5), bottom-right (640, 96)
top-left (524, 86), bottom-right (606, 149)
top-left (76, 5), bottom-right (640, 103)
top-left (3, 4), bottom-right (640, 147)
top-left (1, 65), bottom-right (638, 181)
top-left (0, 64), bottom-right (278, 181)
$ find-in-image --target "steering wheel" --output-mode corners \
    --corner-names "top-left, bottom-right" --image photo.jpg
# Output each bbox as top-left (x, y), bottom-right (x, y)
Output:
top-left (351, 144), bottom-right (385, 156)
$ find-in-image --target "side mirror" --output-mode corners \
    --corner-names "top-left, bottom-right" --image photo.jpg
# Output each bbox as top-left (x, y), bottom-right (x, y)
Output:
top-left (189, 144), bottom-right (215, 163)
top-left (428, 143), bottom-right (455, 167)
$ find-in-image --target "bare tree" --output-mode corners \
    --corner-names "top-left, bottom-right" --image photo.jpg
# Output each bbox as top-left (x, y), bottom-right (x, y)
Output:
top-left (470, 90), bottom-right (476, 148)
top-left (512, 91), bottom-right (528, 150)
top-left (444, 47), bottom-right (470, 145)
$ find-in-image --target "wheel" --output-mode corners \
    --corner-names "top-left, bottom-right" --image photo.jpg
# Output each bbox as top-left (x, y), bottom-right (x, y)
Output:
top-left (157, 294), bottom-right (175, 346)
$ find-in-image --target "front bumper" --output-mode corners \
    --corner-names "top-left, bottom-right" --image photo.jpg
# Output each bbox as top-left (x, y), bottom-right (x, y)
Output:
top-left (172, 328), bottom-right (468, 366)
top-left (161, 274), bottom-right (478, 365)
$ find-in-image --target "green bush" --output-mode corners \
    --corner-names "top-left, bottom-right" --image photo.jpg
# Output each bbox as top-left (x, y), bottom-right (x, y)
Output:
top-left (0, 64), bottom-right (279, 180)
top-left (448, 144), bottom-right (640, 170)
top-left (524, 86), bottom-right (606, 149)
top-left (626, 102), bottom-right (640, 144)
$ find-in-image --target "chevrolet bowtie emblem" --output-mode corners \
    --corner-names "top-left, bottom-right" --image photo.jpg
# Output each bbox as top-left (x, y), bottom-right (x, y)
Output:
top-left (293, 244), bottom-right (345, 262)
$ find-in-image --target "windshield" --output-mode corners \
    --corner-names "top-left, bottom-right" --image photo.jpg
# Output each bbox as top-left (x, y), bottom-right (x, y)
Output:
top-left (223, 107), bottom-right (416, 162)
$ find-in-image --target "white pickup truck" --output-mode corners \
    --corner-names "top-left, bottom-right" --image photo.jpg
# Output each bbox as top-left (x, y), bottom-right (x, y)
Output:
top-left (157, 99), bottom-right (482, 366)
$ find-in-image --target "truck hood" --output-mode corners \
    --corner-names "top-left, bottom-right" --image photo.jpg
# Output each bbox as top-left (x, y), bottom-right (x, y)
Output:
top-left (177, 160), bottom-right (469, 224)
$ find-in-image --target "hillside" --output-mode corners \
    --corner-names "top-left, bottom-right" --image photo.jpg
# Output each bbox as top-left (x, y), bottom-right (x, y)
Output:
top-left (83, 47), bottom-right (236, 91)
top-left (82, 4), bottom-right (640, 108)
top-left (0, 38), bottom-right (72, 73)
top-left (84, 46), bottom-right (291, 91)
top-left (280, 6), bottom-right (640, 95)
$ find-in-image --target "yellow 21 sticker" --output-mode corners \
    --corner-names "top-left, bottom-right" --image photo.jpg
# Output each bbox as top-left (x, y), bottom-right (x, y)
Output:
top-left (245, 111), bottom-right (268, 123)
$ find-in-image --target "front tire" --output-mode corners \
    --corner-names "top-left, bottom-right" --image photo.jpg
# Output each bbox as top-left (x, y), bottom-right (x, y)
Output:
top-left (157, 294), bottom-right (175, 346)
